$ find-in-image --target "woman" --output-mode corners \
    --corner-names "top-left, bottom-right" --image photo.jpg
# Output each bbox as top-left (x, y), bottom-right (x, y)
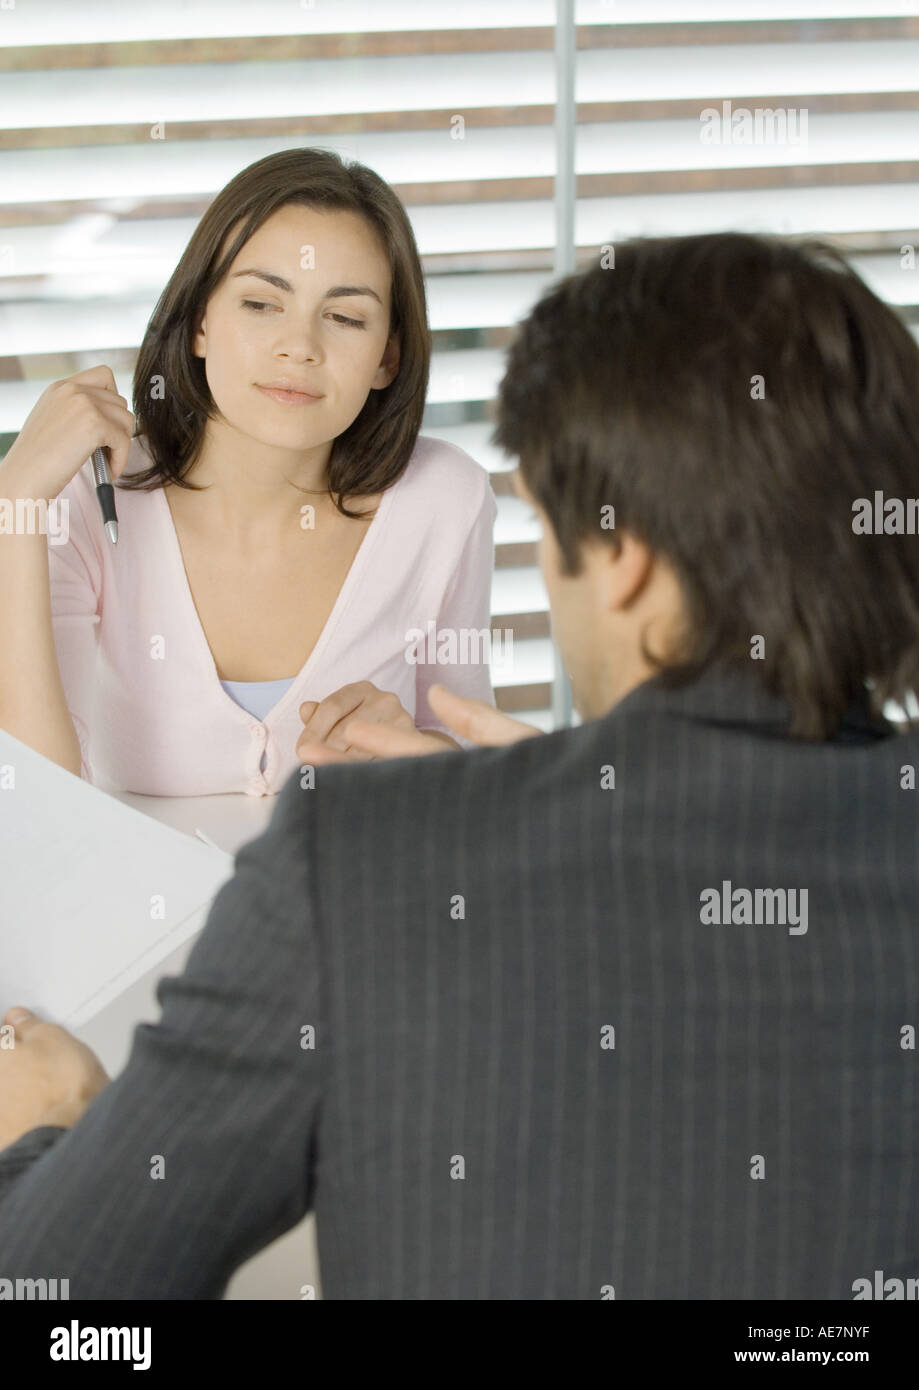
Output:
top-left (0, 149), bottom-right (497, 795)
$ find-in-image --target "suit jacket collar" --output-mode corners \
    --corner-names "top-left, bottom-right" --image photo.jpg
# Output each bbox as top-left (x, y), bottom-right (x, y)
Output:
top-left (608, 666), bottom-right (898, 746)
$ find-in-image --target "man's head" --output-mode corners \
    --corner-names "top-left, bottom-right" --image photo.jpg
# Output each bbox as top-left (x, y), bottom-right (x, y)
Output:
top-left (494, 233), bottom-right (919, 736)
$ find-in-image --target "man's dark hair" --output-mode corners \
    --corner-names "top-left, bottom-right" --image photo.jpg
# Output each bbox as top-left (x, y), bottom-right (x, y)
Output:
top-left (493, 232), bottom-right (919, 738)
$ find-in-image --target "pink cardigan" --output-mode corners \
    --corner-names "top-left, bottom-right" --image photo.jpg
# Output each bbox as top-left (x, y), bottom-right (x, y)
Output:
top-left (48, 433), bottom-right (498, 796)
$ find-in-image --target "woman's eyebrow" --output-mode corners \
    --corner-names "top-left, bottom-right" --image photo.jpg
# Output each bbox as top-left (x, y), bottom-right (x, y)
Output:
top-left (230, 268), bottom-right (382, 304)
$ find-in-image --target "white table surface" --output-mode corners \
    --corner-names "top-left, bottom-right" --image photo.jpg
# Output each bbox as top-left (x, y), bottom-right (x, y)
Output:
top-left (72, 788), bottom-right (322, 1301)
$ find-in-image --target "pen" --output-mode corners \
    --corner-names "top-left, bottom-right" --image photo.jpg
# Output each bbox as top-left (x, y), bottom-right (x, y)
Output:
top-left (91, 446), bottom-right (119, 545)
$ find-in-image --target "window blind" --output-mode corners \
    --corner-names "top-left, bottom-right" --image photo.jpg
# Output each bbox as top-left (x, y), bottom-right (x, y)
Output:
top-left (1, 0), bottom-right (917, 729)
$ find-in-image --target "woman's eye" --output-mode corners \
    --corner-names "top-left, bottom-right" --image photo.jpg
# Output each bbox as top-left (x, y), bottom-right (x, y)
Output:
top-left (241, 301), bottom-right (364, 329)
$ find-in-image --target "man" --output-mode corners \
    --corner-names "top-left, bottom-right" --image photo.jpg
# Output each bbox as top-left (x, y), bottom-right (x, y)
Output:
top-left (2, 232), bottom-right (918, 1299)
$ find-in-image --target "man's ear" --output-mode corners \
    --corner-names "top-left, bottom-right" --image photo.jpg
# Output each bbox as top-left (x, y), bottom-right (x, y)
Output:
top-left (595, 530), bottom-right (655, 613)
top-left (371, 333), bottom-right (400, 390)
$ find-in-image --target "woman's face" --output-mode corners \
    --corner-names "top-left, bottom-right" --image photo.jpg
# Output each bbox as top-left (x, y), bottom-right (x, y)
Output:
top-left (192, 203), bottom-right (400, 457)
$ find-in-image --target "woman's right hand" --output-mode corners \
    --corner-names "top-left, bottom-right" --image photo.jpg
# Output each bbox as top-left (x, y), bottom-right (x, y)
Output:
top-left (0, 364), bottom-right (135, 502)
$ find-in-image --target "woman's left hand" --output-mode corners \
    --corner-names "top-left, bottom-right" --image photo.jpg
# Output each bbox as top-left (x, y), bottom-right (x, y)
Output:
top-left (296, 681), bottom-right (457, 763)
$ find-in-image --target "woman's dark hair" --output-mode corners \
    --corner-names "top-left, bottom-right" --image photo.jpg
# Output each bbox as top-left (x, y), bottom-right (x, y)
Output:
top-left (120, 147), bottom-right (430, 516)
top-left (493, 231), bottom-right (919, 739)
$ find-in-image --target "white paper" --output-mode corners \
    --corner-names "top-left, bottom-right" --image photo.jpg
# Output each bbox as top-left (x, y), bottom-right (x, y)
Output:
top-left (0, 728), bottom-right (236, 1026)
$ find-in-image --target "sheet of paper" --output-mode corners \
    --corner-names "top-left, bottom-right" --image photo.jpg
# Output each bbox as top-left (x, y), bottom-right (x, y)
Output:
top-left (0, 728), bottom-right (237, 1026)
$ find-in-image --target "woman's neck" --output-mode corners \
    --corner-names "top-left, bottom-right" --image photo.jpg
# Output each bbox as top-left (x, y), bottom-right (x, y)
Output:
top-left (177, 422), bottom-right (335, 540)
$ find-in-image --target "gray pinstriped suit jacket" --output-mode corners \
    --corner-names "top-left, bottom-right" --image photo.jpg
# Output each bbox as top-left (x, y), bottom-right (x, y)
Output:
top-left (0, 669), bottom-right (917, 1299)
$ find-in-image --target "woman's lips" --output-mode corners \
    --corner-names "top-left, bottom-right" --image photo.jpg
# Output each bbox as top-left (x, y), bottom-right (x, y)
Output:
top-left (256, 385), bottom-right (322, 406)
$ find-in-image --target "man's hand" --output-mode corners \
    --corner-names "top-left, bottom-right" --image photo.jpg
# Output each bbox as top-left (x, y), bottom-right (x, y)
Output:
top-left (295, 681), bottom-right (427, 764)
top-left (297, 682), bottom-right (543, 765)
top-left (0, 1007), bottom-right (110, 1149)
